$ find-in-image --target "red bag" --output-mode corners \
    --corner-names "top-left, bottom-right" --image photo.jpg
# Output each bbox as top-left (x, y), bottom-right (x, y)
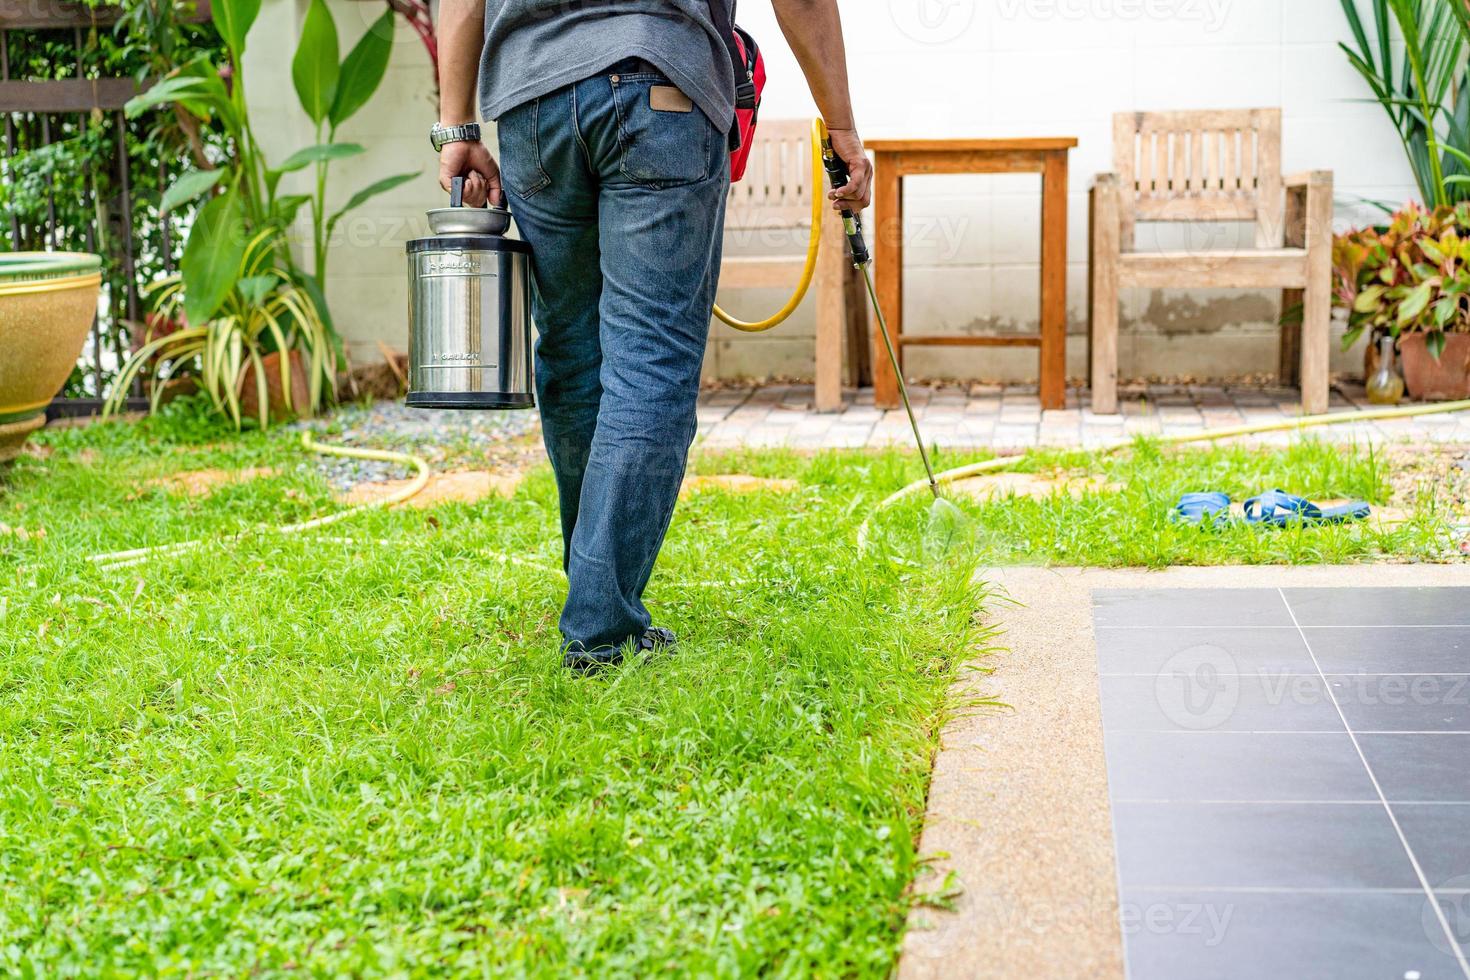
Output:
top-left (726, 26), bottom-right (764, 182)
top-left (710, 4), bottom-right (765, 182)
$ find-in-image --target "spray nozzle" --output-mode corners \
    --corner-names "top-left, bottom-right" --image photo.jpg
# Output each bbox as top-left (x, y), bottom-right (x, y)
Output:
top-left (819, 132), bottom-right (871, 266)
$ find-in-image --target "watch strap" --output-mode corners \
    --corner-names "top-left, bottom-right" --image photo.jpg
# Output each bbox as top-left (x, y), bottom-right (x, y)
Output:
top-left (431, 122), bottom-right (482, 151)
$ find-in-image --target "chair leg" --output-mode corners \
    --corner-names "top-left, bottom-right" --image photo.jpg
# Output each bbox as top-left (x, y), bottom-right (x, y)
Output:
top-left (1089, 178), bottom-right (1121, 415)
top-left (1090, 284), bottom-right (1119, 415)
top-left (1300, 173), bottom-right (1334, 416)
top-left (1300, 278), bottom-right (1330, 416)
top-left (1279, 288), bottom-right (1304, 388)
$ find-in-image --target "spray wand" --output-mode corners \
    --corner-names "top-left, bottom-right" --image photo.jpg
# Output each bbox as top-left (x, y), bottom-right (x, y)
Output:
top-left (819, 131), bottom-right (943, 502)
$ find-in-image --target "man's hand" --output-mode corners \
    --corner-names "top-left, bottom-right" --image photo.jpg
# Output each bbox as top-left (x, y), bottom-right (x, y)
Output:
top-left (439, 140), bottom-right (503, 207)
top-left (824, 128), bottom-right (872, 213)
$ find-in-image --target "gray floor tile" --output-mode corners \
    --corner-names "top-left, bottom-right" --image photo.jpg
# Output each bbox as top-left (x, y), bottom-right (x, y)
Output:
top-left (1092, 589), bottom-right (1293, 629)
top-left (1331, 675), bottom-right (1470, 732)
top-left (1099, 674), bottom-right (1342, 733)
top-left (1119, 888), bottom-right (1467, 980)
top-left (1112, 801), bottom-right (1422, 889)
top-left (1392, 803), bottom-right (1470, 890)
top-left (1305, 626), bottom-right (1470, 675)
top-left (1360, 734), bottom-right (1470, 803)
top-left (1094, 627), bottom-right (1317, 676)
top-left (1284, 588), bottom-right (1470, 628)
top-left (1104, 732), bottom-right (1375, 802)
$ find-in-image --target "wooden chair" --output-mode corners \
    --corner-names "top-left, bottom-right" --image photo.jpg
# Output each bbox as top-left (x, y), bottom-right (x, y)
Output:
top-left (1089, 109), bottom-right (1333, 415)
top-left (718, 120), bottom-right (866, 411)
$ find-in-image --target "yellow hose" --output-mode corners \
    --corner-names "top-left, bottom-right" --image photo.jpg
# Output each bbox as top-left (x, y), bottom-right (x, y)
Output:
top-left (88, 431), bottom-right (432, 572)
top-left (856, 398), bottom-right (1470, 552)
top-left (712, 118), bottom-right (830, 333)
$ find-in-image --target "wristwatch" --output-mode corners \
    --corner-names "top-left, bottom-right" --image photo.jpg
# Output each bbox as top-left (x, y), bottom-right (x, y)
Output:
top-left (430, 122), bottom-right (482, 151)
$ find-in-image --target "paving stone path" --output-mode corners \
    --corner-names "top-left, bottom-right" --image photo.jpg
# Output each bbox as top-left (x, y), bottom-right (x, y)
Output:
top-left (696, 383), bottom-right (1470, 451)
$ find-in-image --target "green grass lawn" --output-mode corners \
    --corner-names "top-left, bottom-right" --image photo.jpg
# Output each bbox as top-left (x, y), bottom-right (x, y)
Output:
top-left (0, 404), bottom-right (1459, 975)
top-left (1, 410), bottom-right (984, 976)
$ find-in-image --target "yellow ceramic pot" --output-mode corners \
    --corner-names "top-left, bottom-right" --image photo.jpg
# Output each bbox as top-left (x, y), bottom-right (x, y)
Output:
top-left (0, 252), bottom-right (102, 462)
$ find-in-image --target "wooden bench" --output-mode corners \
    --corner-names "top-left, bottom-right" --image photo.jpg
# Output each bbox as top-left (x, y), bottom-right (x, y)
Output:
top-left (1089, 109), bottom-right (1333, 415)
top-left (718, 120), bottom-right (866, 411)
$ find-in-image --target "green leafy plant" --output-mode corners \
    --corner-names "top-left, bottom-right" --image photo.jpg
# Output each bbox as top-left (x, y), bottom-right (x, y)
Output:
top-left (1340, 0), bottom-right (1470, 207)
top-left (1334, 201), bottom-right (1470, 358)
top-left (105, 228), bottom-right (336, 429)
top-left (125, 0), bottom-right (416, 316)
top-left (114, 0), bottom-right (418, 426)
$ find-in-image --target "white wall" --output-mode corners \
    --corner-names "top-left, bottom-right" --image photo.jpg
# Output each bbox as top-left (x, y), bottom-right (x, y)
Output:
top-left (711, 0), bottom-right (1415, 383)
top-left (253, 0), bottom-right (1416, 384)
top-left (245, 0), bottom-right (445, 366)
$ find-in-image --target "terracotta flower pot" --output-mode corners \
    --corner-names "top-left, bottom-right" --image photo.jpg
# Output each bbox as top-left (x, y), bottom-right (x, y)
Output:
top-left (0, 252), bottom-right (102, 462)
top-left (238, 349), bottom-right (313, 423)
top-left (1398, 332), bottom-right (1470, 402)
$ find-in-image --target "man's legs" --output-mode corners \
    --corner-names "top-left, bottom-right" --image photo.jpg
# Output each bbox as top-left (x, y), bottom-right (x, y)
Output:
top-left (559, 66), bottom-right (729, 651)
top-left (497, 92), bottom-right (603, 561)
top-left (499, 64), bottom-right (728, 653)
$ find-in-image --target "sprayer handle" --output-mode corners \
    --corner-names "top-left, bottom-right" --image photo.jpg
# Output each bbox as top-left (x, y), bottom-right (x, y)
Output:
top-left (820, 137), bottom-right (871, 266)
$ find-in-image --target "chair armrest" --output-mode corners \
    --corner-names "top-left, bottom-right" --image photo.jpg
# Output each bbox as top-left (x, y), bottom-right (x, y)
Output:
top-left (1285, 170), bottom-right (1332, 190)
top-left (1284, 171), bottom-right (1334, 249)
top-left (1091, 172), bottom-right (1121, 192)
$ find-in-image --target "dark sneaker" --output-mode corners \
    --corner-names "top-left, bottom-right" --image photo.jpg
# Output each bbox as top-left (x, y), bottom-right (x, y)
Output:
top-left (636, 627), bottom-right (678, 654)
top-left (562, 628), bottom-right (678, 675)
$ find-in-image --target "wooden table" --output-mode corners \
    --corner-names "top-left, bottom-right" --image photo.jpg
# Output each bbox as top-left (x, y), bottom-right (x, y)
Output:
top-left (865, 138), bottom-right (1078, 411)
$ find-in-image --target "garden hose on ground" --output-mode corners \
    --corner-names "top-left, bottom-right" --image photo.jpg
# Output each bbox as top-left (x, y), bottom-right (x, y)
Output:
top-left (87, 431), bottom-right (431, 572)
top-left (711, 118), bottom-right (830, 332)
top-left (855, 397), bottom-right (1470, 553)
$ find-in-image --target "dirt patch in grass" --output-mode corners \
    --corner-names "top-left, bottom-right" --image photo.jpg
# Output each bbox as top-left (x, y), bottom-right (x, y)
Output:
top-left (337, 469), bottom-right (525, 508)
top-left (339, 471), bottom-right (803, 509)
top-left (146, 467), bottom-right (278, 497)
top-left (680, 474), bottom-right (799, 497)
top-left (949, 471), bottom-right (1121, 502)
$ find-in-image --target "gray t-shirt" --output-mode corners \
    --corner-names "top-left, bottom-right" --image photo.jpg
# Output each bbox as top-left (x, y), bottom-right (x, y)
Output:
top-left (478, 0), bottom-right (735, 130)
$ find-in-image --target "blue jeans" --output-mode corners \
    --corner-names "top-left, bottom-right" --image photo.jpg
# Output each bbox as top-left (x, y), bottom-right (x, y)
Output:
top-left (497, 61), bottom-right (729, 651)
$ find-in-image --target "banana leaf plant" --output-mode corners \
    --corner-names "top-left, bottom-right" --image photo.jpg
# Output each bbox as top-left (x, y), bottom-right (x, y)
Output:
top-left (125, 0), bottom-right (417, 320)
top-left (1340, 0), bottom-right (1470, 208)
top-left (106, 228), bottom-right (337, 430)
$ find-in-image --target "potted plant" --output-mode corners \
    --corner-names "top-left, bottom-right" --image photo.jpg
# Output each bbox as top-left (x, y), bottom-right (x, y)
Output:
top-left (0, 253), bottom-right (102, 462)
top-left (1335, 201), bottom-right (1470, 400)
top-left (106, 229), bottom-right (335, 428)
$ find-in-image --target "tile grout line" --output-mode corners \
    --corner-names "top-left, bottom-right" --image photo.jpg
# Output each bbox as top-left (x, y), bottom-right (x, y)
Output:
top-left (1095, 624), bottom-right (1470, 631)
top-left (1278, 586), bottom-right (1470, 980)
top-left (1114, 799), bottom-right (1470, 806)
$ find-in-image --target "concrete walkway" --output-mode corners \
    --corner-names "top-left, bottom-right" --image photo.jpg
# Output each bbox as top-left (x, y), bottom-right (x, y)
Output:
top-left (899, 565), bottom-right (1470, 980)
top-left (696, 383), bottom-right (1470, 451)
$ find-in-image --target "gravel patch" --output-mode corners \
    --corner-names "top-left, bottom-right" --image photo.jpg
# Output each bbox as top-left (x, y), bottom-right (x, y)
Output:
top-left (292, 400), bottom-right (543, 491)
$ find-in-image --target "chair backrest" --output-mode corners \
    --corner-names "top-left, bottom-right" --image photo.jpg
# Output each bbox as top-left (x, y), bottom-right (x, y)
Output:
top-left (724, 119), bottom-right (816, 232)
top-left (1113, 108), bottom-right (1284, 250)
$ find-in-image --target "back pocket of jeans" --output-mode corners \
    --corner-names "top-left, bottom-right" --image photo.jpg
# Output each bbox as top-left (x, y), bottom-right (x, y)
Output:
top-left (611, 76), bottom-right (711, 188)
top-left (496, 99), bottom-right (551, 198)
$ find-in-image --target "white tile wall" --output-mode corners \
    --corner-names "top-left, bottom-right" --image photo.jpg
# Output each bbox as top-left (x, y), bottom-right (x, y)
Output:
top-left (249, 0), bottom-right (1418, 382)
top-left (725, 0), bottom-right (1416, 382)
